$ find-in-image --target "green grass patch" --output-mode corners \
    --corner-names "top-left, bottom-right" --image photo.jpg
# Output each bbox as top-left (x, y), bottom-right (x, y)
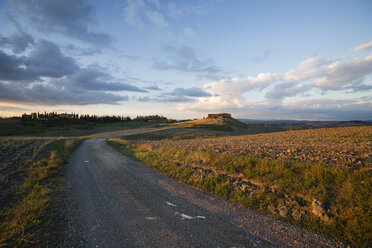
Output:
top-left (189, 124), bottom-right (234, 132)
top-left (120, 133), bottom-right (169, 140)
top-left (119, 132), bottom-right (207, 141)
top-left (224, 118), bottom-right (251, 129)
top-left (107, 139), bottom-right (372, 248)
top-left (106, 139), bottom-right (138, 160)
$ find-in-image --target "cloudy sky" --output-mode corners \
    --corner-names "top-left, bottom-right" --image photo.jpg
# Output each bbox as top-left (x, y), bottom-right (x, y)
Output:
top-left (0, 0), bottom-right (371, 120)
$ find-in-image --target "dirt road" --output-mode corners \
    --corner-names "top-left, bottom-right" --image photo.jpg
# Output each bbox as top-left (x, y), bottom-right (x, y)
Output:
top-left (59, 136), bottom-right (343, 248)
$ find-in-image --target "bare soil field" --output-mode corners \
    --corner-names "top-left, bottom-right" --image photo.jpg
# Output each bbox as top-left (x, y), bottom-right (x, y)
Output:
top-left (0, 136), bottom-right (82, 247)
top-left (0, 137), bottom-right (50, 209)
top-left (134, 126), bottom-right (371, 168)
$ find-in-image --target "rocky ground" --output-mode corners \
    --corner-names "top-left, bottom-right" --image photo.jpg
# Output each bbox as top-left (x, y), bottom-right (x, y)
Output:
top-left (135, 126), bottom-right (372, 168)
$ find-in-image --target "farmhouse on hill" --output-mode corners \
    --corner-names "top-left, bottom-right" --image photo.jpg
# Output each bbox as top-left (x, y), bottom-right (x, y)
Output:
top-left (207, 113), bottom-right (232, 119)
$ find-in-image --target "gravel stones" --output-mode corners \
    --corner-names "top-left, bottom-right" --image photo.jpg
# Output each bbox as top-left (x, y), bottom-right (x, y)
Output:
top-left (311, 199), bottom-right (330, 222)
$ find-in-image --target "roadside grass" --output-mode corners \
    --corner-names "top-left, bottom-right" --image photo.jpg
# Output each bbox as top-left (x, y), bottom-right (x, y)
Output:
top-left (107, 138), bottom-right (372, 248)
top-left (0, 138), bottom-right (82, 247)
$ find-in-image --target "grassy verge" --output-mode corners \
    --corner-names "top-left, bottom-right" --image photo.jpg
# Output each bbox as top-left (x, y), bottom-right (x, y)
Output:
top-left (121, 133), bottom-right (169, 141)
top-left (107, 138), bottom-right (371, 248)
top-left (0, 138), bottom-right (82, 247)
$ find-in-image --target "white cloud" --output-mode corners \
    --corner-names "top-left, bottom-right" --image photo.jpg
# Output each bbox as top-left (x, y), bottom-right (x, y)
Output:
top-left (285, 57), bottom-right (327, 81)
top-left (123, 0), bottom-right (146, 28)
top-left (204, 73), bottom-right (281, 97)
top-left (183, 27), bottom-right (197, 39)
top-left (153, 46), bottom-right (221, 75)
top-left (123, 0), bottom-right (169, 31)
top-left (314, 55), bottom-right (372, 89)
top-left (146, 10), bottom-right (169, 29)
top-left (265, 82), bottom-right (312, 104)
top-left (177, 47), bottom-right (372, 118)
top-left (279, 97), bottom-right (372, 120)
top-left (180, 97), bottom-right (372, 121)
top-left (123, 1), bottom-right (202, 39)
top-left (285, 54), bottom-right (372, 90)
top-left (148, 0), bottom-right (161, 8)
top-left (178, 95), bottom-right (244, 112)
top-left (353, 41), bottom-right (372, 52)
top-left (178, 73), bottom-right (281, 111)
top-left (167, 2), bottom-right (183, 17)
top-left (282, 97), bottom-right (369, 109)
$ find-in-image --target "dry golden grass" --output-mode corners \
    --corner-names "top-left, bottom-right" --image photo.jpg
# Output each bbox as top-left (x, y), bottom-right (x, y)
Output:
top-left (135, 126), bottom-right (372, 167)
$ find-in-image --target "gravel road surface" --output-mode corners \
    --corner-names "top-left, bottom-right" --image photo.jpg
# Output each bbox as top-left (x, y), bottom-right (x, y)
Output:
top-left (59, 136), bottom-right (344, 248)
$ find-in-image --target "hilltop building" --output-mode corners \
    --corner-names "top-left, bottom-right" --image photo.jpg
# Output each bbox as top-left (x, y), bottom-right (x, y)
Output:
top-left (207, 113), bottom-right (232, 119)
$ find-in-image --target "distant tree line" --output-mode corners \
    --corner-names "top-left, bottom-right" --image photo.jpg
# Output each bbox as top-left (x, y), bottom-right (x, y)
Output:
top-left (133, 115), bottom-right (167, 122)
top-left (20, 112), bottom-right (167, 126)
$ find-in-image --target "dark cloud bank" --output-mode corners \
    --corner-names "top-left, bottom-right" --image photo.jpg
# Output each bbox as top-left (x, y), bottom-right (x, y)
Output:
top-left (0, 31), bottom-right (144, 105)
top-left (0, 0), bottom-right (151, 105)
top-left (0, 39), bottom-right (145, 104)
top-left (9, 0), bottom-right (111, 46)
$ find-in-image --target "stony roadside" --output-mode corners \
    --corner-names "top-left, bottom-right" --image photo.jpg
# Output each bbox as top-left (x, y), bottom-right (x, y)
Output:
top-left (135, 126), bottom-right (371, 168)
